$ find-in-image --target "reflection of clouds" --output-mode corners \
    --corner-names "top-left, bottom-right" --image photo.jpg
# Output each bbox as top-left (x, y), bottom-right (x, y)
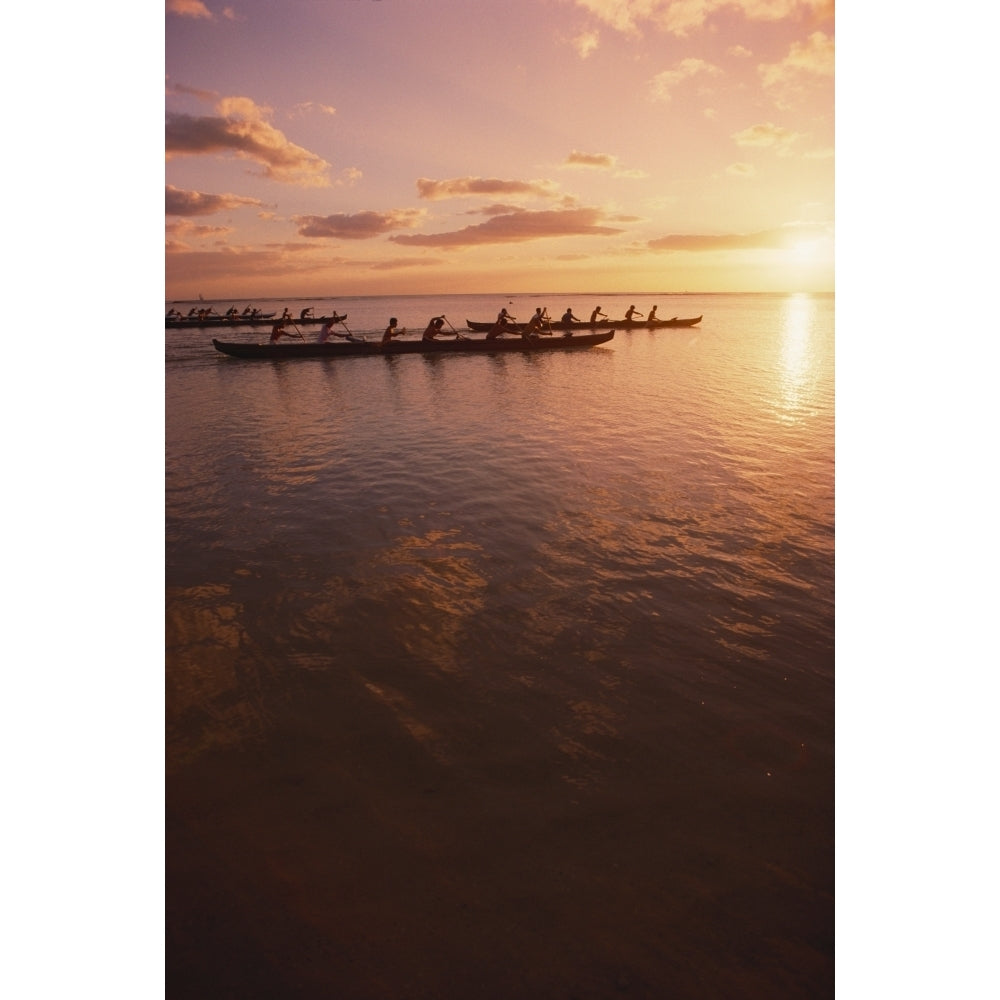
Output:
top-left (368, 528), bottom-right (488, 676)
top-left (569, 699), bottom-right (621, 738)
top-left (552, 692), bottom-right (626, 790)
top-left (363, 680), bottom-right (452, 764)
top-left (355, 513), bottom-right (634, 789)
top-left (509, 510), bottom-right (634, 788)
top-left (166, 583), bottom-right (271, 768)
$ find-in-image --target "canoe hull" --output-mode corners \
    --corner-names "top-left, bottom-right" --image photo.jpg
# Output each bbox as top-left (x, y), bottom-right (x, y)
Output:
top-left (212, 330), bottom-right (615, 359)
top-left (466, 316), bottom-right (701, 332)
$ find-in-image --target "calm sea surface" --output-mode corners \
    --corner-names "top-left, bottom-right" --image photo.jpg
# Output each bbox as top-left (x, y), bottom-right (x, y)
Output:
top-left (166, 292), bottom-right (834, 999)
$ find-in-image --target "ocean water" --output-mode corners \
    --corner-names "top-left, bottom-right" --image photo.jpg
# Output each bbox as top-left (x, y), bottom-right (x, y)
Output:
top-left (166, 292), bottom-right (834, 999)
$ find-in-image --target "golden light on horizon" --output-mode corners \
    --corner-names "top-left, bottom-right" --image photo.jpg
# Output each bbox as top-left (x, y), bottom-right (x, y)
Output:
top-left (789, 237), bottom-right (828, 264)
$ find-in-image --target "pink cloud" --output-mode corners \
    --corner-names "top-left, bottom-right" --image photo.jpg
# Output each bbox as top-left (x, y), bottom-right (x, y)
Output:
top-left (165, 96), bottom-right (331, 186)
top-left (391, 207), bottom-right (626, 247)
top-left (293, 209), bottom-right (427, 239)
top-left (166, 185), bottom-right (263, 216)
top-left (417, 177), bottom-right (560, 201)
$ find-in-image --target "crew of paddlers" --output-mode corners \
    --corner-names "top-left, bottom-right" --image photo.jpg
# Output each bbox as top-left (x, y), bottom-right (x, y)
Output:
top-left (169, 302), bottom-right (691, 342)
top-left (205, 307), bottom-right (568, 344)
top-left (166, 305), bottom-right (285, 321)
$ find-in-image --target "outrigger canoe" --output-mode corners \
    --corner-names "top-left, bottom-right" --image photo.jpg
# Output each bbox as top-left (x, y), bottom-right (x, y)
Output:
top-left (465, 315), bottom-right (701, 332)
top-left (166, 312), bottom-right (346, 329)
top-left (212, 329), bottom-right (615, 359)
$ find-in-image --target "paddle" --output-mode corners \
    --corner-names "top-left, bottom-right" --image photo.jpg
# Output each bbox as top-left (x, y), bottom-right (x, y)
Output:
top-left (440, 314), bottom-right (468, 340)
top-left (338, 318), bottom-right (364, 343)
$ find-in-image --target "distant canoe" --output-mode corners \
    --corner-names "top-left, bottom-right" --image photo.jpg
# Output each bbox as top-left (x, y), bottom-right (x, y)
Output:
top-left (465, 315), bottom-right (702, 332)
top-left (166, 312), bottom-right (346, 329)
top-left (212, 329), bottom-right (615, 359)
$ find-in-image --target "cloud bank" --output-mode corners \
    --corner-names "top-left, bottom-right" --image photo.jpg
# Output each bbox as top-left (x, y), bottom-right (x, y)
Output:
top-left (294, 209), bottom-right (427, 239)
top-left (417, 177), bottom-right (561, 201)
top-left (731, 121), bottom-right (804, 155)
top-left (648, 222), bottom-right (830, 251)
top-left (649, 58), bottom-right (722, 102)
top-left (564, 151), bottom-right (617, 169)
top-left (167, 0), bottom-right (213, 19)
top-left (759, 30), bottom-right (834, 107)
top-left (390, 207), bottom-right (628, 248)
top-left (570, 0), bottom-right (833, 39)
top-left (166, 185), bottom-right (263, 217)
top-left (165, 96), bottom-right (331, 186)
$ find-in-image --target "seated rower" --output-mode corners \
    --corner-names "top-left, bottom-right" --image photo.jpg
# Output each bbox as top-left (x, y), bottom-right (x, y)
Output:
top-left (299, 307), bottom-right (314, 321)
top-left (590, 305), bottom-right (607, 324)
top-left (422, 316), bottom-right (450, 341)
top-left (624, 304), bottom-right (643, 322)
top-left (382, 317), bottom-right (406, 344)
top-left (270, 320), bottom-right (295, 343)
top-left (522, 308), bottom-right (551, 338)
top-left (486, 314), bottom-right (512, 340)
top-left (318, 318), bottom-right (363, 343)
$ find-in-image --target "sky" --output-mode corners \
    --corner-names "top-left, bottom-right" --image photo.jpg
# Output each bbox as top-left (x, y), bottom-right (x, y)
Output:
top-left (165, 0), bottom-right (835, 298)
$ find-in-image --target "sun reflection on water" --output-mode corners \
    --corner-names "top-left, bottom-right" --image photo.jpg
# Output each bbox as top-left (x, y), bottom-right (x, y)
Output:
top-left (777, 293), bottom-right (818, 423)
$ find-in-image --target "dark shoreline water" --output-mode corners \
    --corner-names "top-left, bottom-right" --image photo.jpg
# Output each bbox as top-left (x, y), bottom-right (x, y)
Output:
top-left (167, 292), bottom-right (834, 998)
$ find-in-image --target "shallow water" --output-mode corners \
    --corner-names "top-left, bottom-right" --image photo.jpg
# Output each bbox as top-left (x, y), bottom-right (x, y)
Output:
top-left (166, 291), bottom-right (834, 998)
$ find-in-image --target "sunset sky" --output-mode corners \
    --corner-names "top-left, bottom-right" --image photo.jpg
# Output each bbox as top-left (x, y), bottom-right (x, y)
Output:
top-left (11, 9), bottom-right (1000, 991)
top-left (165, 0), bottom-right (834, 299)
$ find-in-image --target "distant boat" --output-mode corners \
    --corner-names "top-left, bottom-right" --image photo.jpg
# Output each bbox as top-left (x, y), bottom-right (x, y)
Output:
top-left (166, 312), bottom-right (345, 329)
top-left (212, 329), bottom-right (615, 359)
